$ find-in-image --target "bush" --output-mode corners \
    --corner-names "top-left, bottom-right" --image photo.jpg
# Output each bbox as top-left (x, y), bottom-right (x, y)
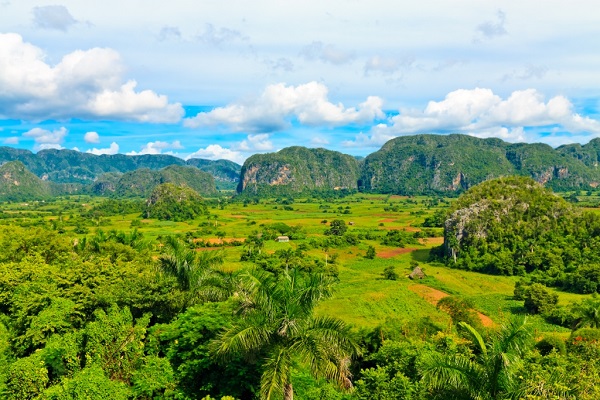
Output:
top-left (382, 266), bottom-right (398, 280)
top-left (536, 335), bottom-right (566, 356)
top-left (523, 283), bottom-right (558, 315)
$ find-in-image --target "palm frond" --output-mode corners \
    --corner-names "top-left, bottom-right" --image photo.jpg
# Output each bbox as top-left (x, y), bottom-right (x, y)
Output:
top-left (261, 346), bottom-right (292, 400)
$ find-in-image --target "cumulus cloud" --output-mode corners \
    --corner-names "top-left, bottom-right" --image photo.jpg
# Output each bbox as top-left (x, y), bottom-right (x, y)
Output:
top-left (475, 10), bottom-right (508, 40)
top-left (300, 41), bottom-right (355, 65)
top-left (343, 88), bottom-right (600, 147)
top-left (126, 140), bottom-right (184, 155)
top-left (235, 134), bottom-right (273, 152)
top-left (22, 127), bottom-right (68, 150)
top-left (84, 131), bottom-right (100, 143)
top-left (186, 144), bottom-right (245, 164)
top-left (32, 5), bottom-right (77, 31)
top-left (87, 142), bottom-right (119, 155)
top-left (310, 136), bottom-right (330, 146)
top-left (0, 33), bottom-right (184, 122)
top-left (184, 82), bottom-right (384, 132)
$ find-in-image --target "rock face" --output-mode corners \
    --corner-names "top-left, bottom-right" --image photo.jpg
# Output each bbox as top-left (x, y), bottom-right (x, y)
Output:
top-left (238, 147), bottom-right (360, 196)
top-left (361, 134), bottom-right (600, 195)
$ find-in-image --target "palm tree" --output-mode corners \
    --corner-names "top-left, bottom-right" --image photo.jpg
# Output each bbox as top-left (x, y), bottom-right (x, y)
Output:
top-left (573, 296), bottom-right (600, 330)
top-left (212, 268), bottom-right (360, 400)
top-left (158, 236), bottom-right (230, 304)
top-left (421, 316), bottom-right (532, 400)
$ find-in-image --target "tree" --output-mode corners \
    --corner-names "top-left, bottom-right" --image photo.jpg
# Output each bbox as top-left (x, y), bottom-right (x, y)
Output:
top-left (523, 283), bottom-right (558, 315)
top-left (382, 266), bottom-right (398, 281)
top-left (212, 268), bottom-right (360, 400)
top-left (365, 246), bottom-right (376, 259)
top-left (573, 296), bottom-right (600, 330)
top-left (325, 220), bottom-right (347, 236)
top-left (158, 236), bottom-right (229, 304)
top-left (421, 317), bottom-right (533, 400)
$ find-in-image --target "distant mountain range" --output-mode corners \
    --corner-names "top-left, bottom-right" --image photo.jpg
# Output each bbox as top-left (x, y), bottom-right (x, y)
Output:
top-left (3, 134), bottom-right (600, 200)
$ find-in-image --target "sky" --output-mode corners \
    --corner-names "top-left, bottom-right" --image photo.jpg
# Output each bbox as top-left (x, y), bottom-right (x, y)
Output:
top-left (0, 0), bottom-right (599, 164)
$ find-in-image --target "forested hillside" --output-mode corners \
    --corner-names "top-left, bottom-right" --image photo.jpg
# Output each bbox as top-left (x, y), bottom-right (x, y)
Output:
top-left (442, 176), bottom-right (600, 293)
top-left (237, 146), bottom-right (360, 196)
top-left (360, 134), bottom-right (600, 195)
top-left (0, 147), bottom-right (241, 188)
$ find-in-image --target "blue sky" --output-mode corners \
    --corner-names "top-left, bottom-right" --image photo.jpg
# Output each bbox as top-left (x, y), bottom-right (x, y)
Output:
top-left (0, 1), bottom-right (599, 164)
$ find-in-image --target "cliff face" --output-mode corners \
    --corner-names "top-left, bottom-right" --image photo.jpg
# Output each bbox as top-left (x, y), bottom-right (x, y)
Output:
top-left (238, 147), bottom-right (360, 195)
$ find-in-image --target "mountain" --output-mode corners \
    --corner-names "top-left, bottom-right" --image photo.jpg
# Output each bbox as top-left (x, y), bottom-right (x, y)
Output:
top-left (93, 165), bottom-right (218, 198)
top-left (186, 158), bottom-right (241, 190)
top-left (0, 161), bottom-right (52, 201)
top-left (144, 183), bottom-right (208, 221)
top-left (360, 134), bottom-right (600, 195)
top-left (237, 147), bottom-right (360, 196)
top-left (0, 147), bottom-right (240, 187)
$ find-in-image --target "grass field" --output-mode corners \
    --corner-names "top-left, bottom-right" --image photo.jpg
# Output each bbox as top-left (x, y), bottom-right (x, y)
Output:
top-left (0, 192), bottom-right (592, 335)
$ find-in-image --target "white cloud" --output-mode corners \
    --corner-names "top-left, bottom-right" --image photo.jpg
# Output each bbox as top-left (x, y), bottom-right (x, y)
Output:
top-left (84, 131), bottom-right (100, 143)
top-left (22, 127), bottom-right (68, 150)
top-left (126, 140), bottom-right (184, 155)
top-left (310, 136), bottom-right (330, 146)
top-left (186, 144), bottom-right (244, 164)
top-left (235, 134), bottom-right (273, 152)
top-left (300, 41), bottom-right (355, 65)
top-left (184, 82), bottom-right (384, 132)
top-left (3, 136), bottom-right (19, 145)
top-left (0, 33), bottom-right (184, 122)
top-left (32, 5), bottom-right (77, 31)
top-left (343, 88), bottom-right (600, 147)
top-left (87, 142), bottom-right (119, 155)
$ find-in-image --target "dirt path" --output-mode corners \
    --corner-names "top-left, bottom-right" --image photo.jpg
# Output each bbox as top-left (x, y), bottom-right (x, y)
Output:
top-left (409, 284), bottom-right (495, 328)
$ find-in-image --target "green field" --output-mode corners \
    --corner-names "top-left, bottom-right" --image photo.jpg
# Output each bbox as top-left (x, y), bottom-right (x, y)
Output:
top-left (1, 192), bottom-right (590, 336)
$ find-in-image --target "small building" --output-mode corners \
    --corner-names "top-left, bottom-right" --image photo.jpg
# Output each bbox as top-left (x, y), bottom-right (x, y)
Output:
top-left (408, 267), bottom-right (426, 280)
top-left (348, 221), bottom-right (355, 225)
top-left (276, 236), bottom-right (289, 242)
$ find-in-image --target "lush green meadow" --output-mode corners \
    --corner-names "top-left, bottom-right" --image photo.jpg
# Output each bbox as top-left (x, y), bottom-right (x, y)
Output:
top-left (1, 192), bottom-right (591, 335)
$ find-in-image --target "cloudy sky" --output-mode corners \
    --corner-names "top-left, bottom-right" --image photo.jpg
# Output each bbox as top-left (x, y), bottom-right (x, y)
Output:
top-left (0, 1), bottom-right (599, 164)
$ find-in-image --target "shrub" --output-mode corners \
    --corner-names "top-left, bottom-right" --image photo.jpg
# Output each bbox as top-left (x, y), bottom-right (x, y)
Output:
top-left (536, 335), bottom-right (566, 356)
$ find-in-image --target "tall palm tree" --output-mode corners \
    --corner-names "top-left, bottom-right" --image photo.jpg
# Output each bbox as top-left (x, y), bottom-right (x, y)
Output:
top-left (158, 236), bottom-right (230, 304)
top-left (212, 268), bottom-right (360, 400)
top-left (421, 317), bottom-right (532, 400)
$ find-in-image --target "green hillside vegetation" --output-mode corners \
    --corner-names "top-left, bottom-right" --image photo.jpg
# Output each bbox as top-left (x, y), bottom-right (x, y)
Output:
top-left (442, 176), bottom-right (600, 294)
top-left (360, 134), bottom-right (600, 195)
top-left (0, 161), bottom-right (52, 201)
top-left (0, 147), bottom-right (240, 189)
top-left (2, 191), bottom-right (600, 398)
top-left (144, 183), bottom-right (208, 221)
top-left (93, 165), bottom-right (218, 198)
top-left (238, 146), bottom-right (360, 196)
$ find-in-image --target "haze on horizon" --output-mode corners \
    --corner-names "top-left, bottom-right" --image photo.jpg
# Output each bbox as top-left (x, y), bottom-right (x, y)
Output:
top-left (0, 0), bottom-right (599, 164)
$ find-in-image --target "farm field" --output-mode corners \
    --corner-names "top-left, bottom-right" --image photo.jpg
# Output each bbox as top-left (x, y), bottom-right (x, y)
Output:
top-left (0, 192), bottom-right (590, 335)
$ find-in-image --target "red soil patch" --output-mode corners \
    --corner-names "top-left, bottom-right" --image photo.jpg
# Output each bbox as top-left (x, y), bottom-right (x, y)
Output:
top-left (409, 284), bottom-right (495, 328)
top-left (205, 238), bottom-right (246, 244)
top-left (380, 218), bottom-right (396, 222)
top-left (419, 237), bottom-right (444, 245)
top-left (378, 248), bottom-right (417, 258)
